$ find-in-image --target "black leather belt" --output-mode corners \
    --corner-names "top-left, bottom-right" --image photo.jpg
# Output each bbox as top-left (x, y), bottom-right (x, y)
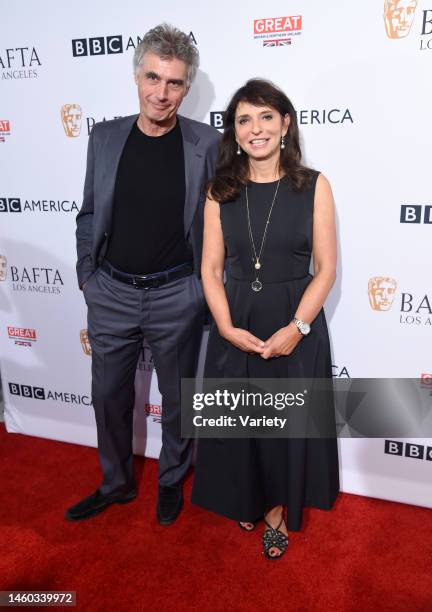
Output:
top-left (101, 260), bottom-right (194, 289)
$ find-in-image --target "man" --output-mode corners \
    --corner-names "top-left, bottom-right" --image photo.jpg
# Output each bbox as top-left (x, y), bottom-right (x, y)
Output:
top-left (67, 24), bottom-right (220, 524)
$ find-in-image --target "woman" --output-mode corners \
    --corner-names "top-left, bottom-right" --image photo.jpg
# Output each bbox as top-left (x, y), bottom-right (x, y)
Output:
top-left (191, 79), bottom-right (339, 559)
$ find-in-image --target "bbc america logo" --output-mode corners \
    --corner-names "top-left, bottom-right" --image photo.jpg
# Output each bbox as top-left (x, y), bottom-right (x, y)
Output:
top-left (400, 205), bottom-right (432, 224)
top-left (72, 32), bottom-right (197, 57)
top-left (0, 197), bottom-right (78, 213)
top-left (209, 112), bottom-right (225, 130)
top-left (385, 440), bottom-right (432, 461)
top-left (210, 108), bottom-right (354, 130)
top-left (9, 383), bottom-right (45, 400)
top-left (8, 382), bottom-right (91, 405)
top-left (0, 198), bottom-right (20, 212)
top-left (72, 36), bottom-right (124, 56)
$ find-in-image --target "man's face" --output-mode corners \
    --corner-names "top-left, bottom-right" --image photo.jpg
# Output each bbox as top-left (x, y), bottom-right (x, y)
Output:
top-left (384, 0), bottom-right (418, 38)
top-left (135, 52), bottom-right (189, 130)
top-left (368, 277), bottom-right (397, 311)
top-left (0, 255), bottom-right (7, 281)
top-left (61, 104), bottom-right (82, 137)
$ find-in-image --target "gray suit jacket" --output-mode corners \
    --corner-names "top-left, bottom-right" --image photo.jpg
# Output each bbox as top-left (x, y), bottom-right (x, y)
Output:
top-left (75, 114), bottom-right (221, 288)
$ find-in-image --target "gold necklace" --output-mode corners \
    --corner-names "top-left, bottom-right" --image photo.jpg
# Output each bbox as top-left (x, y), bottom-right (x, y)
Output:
top-left (245, 179), bottom-right (281, 292)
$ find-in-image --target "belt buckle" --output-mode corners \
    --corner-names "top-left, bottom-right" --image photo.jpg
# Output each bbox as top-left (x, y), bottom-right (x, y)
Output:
top-left (132, 274), bottom-right (160, 290)
top-left (132, 275), bottom-right (145, 289)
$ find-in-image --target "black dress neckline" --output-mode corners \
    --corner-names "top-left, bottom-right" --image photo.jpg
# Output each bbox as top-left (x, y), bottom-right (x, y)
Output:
top-left (248, 175), bottom-right (287, 187)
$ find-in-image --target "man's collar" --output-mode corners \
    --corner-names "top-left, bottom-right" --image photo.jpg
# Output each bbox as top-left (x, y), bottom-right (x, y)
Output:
top-left (116, 113), bottom-right (200, 147)
top-left (178, 115), bottom-right (200, 146)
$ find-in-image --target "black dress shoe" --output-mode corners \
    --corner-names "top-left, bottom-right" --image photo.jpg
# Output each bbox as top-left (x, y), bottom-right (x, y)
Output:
top-left (65, 489), bottom-right (136, 522)
top-left (157, 484), bottom-right (183, 526)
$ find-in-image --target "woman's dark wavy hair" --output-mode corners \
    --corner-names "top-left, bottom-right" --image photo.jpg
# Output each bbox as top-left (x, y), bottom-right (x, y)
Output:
top-left (209, 79), bottom-right (313, 202)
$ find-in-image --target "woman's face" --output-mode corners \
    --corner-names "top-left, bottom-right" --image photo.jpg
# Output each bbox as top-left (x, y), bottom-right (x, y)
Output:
top-left (234, 101), bottom-right (289, 162)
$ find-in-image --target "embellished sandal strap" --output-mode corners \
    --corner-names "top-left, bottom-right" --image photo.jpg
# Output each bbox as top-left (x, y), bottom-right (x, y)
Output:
top-left (264, 515), bottom-right (284, 532)
top-left (262, 528), bottom-right (289, 546)
top-left (262, 519), bottom-right (289, 556)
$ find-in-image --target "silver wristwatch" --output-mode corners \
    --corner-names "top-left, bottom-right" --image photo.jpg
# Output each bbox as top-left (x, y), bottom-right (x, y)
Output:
top-left (293, 317), bottom-right (311, 336)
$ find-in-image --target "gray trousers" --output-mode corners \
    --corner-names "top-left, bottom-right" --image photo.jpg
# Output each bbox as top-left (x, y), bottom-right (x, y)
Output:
top-left (84, 265), bottom-right (205, 497)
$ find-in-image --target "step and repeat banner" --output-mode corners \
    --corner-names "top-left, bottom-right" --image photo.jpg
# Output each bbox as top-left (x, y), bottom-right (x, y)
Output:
top-left (1, 1), bottom-right (431, 507)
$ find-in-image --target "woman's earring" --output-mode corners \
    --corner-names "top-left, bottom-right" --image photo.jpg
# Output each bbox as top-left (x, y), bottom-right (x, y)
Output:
top-left (280, 136), bottom-right (286, 150)
top-left (237, 143), bottom-right (241, 155)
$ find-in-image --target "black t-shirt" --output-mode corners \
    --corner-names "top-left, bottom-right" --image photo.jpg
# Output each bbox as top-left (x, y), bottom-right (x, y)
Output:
top-left (105, 119), bottom-right (192, 274)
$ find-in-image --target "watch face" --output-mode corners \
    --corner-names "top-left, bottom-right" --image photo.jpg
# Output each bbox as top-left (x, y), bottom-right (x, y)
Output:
top-left (299, 321), bottom-right (310, 335)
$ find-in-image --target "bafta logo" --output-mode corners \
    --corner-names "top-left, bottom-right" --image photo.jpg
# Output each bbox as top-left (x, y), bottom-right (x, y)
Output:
top-left (80, 328), bottom-right (91, 356)
top-left (61, 104), bottom-right (82, 137)
top-left (384, 0), bottom-right (418, 39)
top-left (0, 254), bottom-right (7, 281)
top-left (368, 277), bottom-right (397, 311)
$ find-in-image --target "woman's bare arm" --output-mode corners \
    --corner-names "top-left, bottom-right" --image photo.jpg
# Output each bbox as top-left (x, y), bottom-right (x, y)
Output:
top-left (201, 197), bottom-right (265, 354)
top-left (261, 173), bottom-right (337, 358)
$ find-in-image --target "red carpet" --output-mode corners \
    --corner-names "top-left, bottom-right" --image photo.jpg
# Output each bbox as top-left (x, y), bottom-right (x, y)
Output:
top-left (1, 423), bottom-right (431, 611)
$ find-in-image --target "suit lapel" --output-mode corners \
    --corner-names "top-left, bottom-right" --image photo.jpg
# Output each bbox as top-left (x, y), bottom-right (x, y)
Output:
top-left (102, 114), bottom-right (138, 229)
top-left (179, 115), bottom-right (203, 238)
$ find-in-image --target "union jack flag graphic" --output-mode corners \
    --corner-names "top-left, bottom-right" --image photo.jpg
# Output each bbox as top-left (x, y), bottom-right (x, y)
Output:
top-left (263, 38), bottom-right (292, 47)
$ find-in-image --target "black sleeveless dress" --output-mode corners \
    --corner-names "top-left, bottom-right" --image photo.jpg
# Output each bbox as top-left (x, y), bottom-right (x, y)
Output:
top-left (191, 172), bottom-right (339, 531)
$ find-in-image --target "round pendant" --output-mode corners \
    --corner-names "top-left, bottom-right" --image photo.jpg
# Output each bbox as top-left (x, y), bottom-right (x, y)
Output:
top-left (254, 261), bottom-right (261, 270)
top-left (251, 279), bottom-right (262, 292)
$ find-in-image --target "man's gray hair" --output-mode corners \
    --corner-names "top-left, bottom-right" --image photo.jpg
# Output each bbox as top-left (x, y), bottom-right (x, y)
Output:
top-left (133, 23), bottom-right (199, 87)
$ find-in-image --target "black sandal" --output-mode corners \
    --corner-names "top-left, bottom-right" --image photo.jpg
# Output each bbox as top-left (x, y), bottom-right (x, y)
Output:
top-left (262, 516), bottom-right (289, 559)
top-left (238, 521), bottom-right (256, 532)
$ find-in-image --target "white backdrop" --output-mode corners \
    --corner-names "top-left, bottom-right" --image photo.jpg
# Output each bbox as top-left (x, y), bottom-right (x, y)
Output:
top-left (1, 0), bottom-right (431, 508)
